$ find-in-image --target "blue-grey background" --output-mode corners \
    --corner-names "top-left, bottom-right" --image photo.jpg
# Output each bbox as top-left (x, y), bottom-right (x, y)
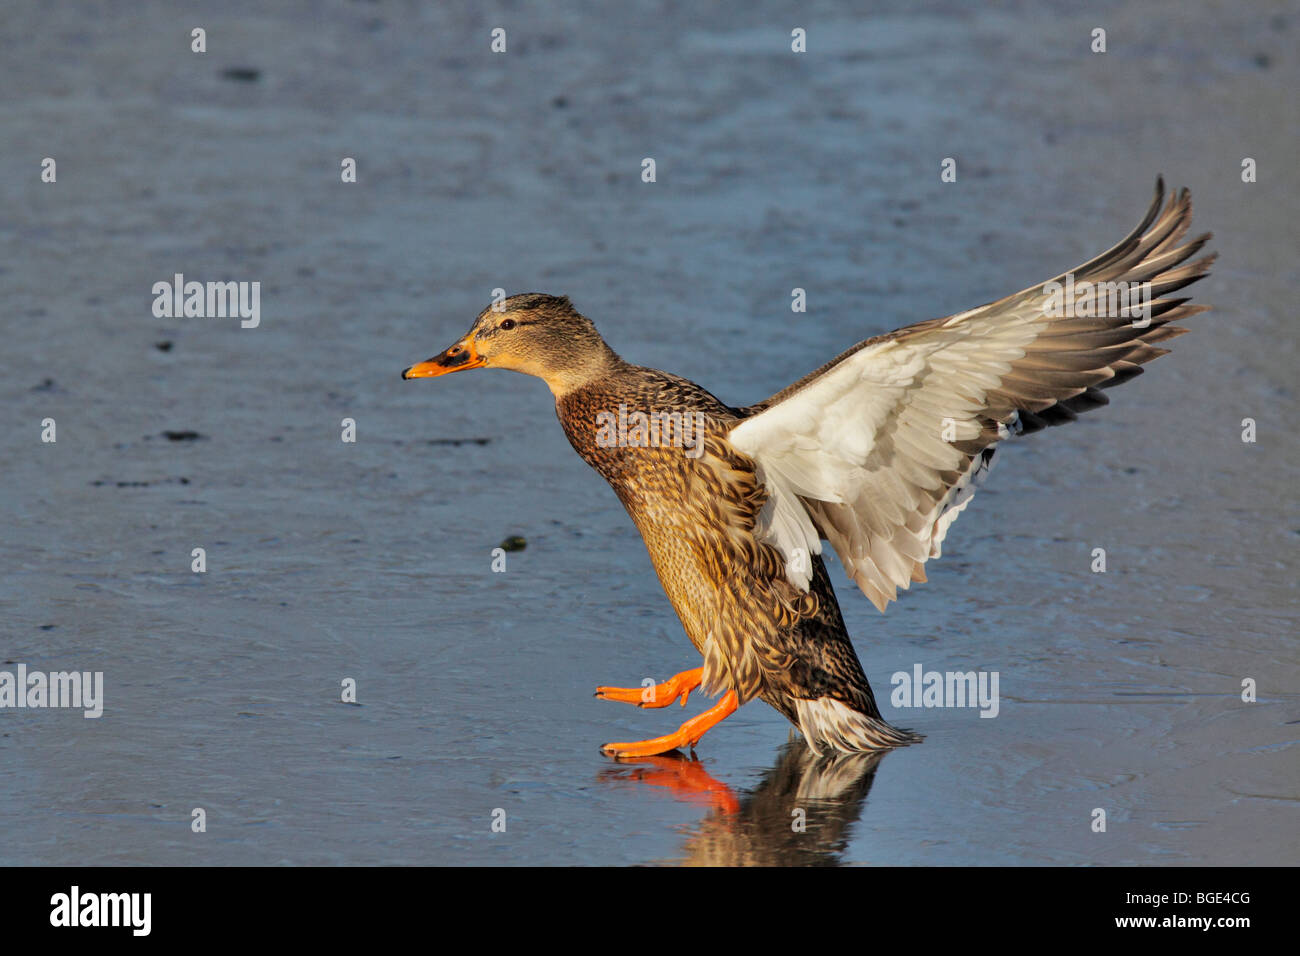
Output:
top-left (1, 1), bottom-right (1296, 865)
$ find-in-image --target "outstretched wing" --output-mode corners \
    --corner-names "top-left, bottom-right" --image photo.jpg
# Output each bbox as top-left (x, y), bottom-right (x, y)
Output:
top-left (727, 179), bottom-right (1215, 612)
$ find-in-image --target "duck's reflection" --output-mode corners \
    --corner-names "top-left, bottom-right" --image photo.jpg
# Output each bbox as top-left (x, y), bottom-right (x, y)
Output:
top-left (600, 737), bottom-right (888, 865)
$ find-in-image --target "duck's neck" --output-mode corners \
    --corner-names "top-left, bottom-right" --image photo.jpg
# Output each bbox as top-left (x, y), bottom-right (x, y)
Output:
top-left (544, 344), bottom-right (624, 399)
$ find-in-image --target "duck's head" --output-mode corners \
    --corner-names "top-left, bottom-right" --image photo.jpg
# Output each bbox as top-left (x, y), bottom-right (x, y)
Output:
top-left (402, 293), bottom-right (619, 397)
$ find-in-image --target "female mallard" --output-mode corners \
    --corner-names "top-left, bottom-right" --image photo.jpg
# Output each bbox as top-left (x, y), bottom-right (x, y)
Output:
top-left (403, 179), bottom-right (1213, 758)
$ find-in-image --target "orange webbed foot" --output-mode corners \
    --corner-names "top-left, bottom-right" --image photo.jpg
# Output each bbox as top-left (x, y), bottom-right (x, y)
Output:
top-left (600, 691), bottom-right (738, 758)
top-left (594, 667), bottom-right (703, 709)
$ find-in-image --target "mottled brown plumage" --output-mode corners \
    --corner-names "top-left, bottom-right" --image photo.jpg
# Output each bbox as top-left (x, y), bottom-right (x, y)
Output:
top-left (553, 363), bottom-right (913, 748)
top-left (402, 179), bottom-right (1214, 756)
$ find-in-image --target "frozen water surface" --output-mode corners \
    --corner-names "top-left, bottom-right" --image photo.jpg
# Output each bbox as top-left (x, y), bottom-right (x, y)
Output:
top-left (0, 1), bottom-right (1295, 865)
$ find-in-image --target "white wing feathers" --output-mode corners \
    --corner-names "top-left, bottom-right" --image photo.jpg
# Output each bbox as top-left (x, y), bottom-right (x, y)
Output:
top-left (728, 180), bottom-right (1214, 611)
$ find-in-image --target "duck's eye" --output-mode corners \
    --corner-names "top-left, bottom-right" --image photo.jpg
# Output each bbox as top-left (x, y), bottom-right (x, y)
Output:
top-left (500, 319), bottom-right (517, 331)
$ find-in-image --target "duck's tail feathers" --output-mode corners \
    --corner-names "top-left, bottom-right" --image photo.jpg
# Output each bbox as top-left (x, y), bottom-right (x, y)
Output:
top-left (794, 696), bottom-right (922, 755)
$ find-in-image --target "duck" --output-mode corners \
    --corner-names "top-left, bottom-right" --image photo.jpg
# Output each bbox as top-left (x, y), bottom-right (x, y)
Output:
top-left (402, 178), bottom-right (1214, 758)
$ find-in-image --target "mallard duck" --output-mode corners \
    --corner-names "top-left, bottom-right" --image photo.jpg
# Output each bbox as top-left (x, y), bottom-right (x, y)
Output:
top-left (403, 179), bottom-right (1214, 758)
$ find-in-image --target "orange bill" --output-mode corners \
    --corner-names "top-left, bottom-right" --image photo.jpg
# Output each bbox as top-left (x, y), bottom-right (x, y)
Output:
top-left (401, 335), bottom-right (483, 379)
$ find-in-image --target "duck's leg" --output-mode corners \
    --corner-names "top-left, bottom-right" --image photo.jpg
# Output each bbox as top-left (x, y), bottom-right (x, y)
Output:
top-left (594, 667), bottom-right (703, 709)
top-left (601, 691), bottom-right (738, 758)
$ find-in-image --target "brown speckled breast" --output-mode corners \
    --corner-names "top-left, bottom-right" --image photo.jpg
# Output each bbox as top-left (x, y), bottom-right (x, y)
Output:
top-left (554, 366), bottom-right (884, 721)
top-left (556, 369), bottom-right (739, 660)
